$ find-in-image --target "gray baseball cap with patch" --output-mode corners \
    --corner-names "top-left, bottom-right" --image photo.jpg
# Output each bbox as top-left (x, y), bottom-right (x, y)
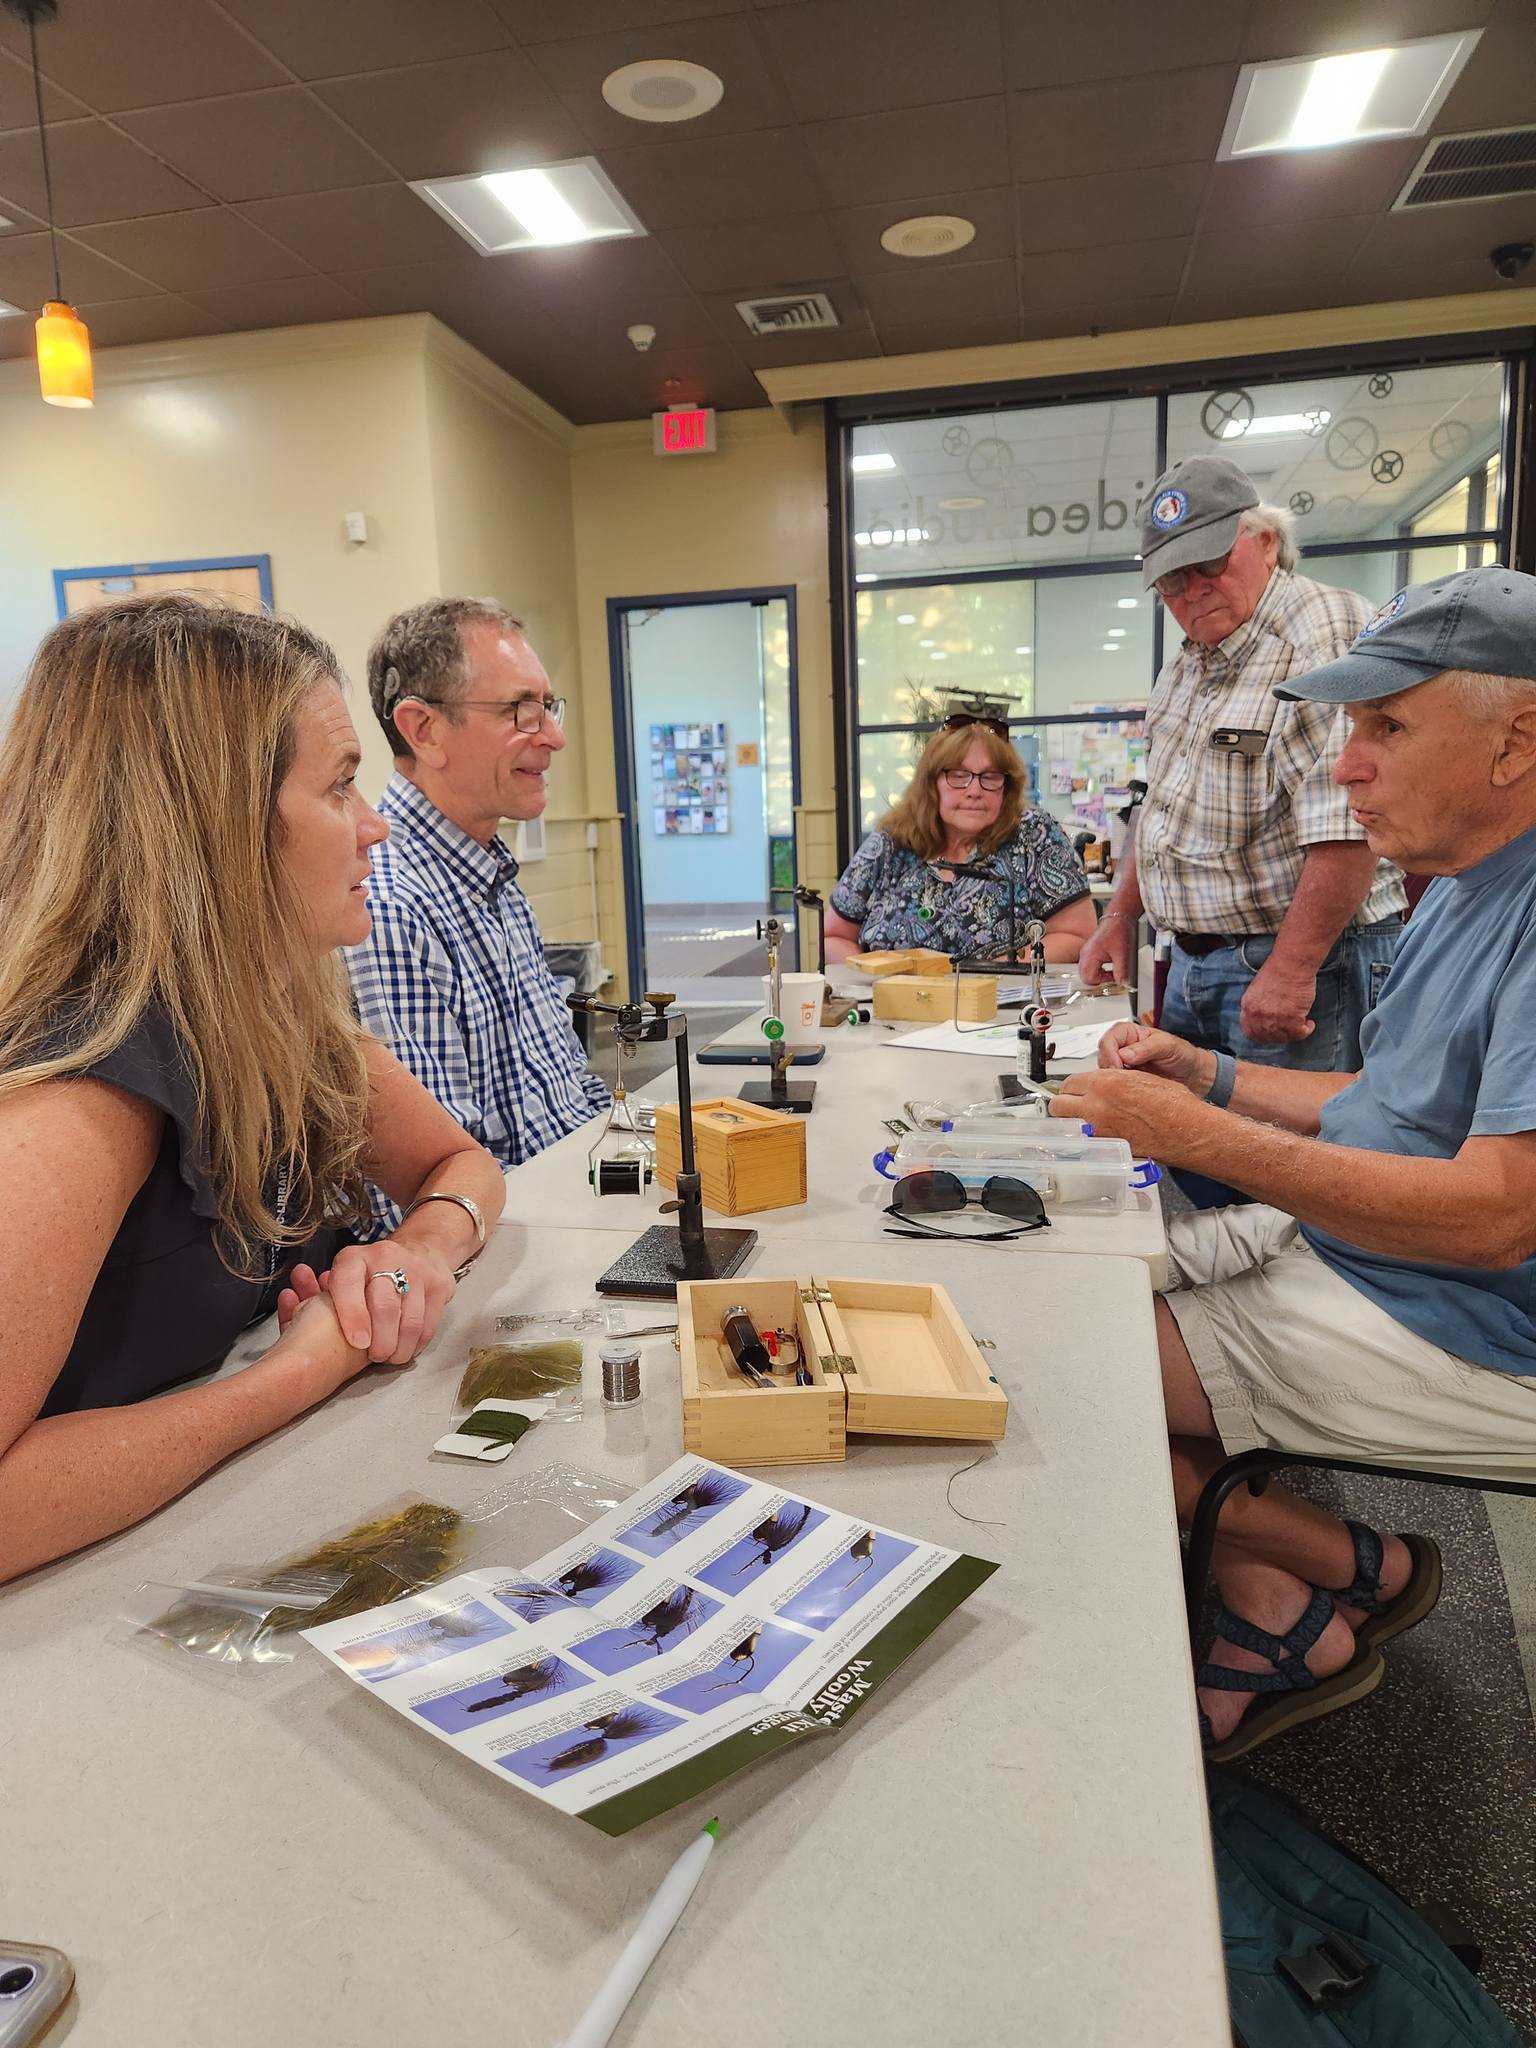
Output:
top-left (1274, 565), bottom-right (1536, 703)
top-left (1136, 456), bottom-right (1260, 589)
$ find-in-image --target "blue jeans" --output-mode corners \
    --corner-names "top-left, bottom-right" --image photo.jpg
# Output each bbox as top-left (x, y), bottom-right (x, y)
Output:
top-left (1161, 919), bottom-right (1402, 1205)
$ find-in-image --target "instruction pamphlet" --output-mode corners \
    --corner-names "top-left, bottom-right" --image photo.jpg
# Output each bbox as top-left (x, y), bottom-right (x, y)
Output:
top-left (303, 1456), bottom-right (995, 1836)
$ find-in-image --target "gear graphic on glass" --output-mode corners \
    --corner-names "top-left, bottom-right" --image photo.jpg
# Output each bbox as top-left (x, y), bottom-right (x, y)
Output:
top-left (1370, 449), bottom-right (1405, 486)
top-left (964, 436), bottom-right (1014, 491)
top-left (1288, 490), bottom-right (1315, 516)
top-left (1429, 419), bottom-right (1473, 464)
top-left (1325, 416), bottom-right (1378, 472)
top-left (1303, 407), bottom-right (1329, 435)
top-left (941, 423), bottom-right (971, 457)
top-left (1368, 373), bottom-right (1395, 400)
top-left (1324, 494), bottom-right (1359, 526)
top-left (1201, 388), bottom-right (1253, 440)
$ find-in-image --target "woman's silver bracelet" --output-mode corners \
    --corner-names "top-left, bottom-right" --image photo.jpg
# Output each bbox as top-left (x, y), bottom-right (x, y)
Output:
top-left (401, 1190), bottom-right (486, 1280)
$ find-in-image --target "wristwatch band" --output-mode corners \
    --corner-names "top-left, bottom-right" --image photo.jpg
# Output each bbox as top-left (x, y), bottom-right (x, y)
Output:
top-left (1204, 1051), bottom-right (1238, 1111)
top-left (402, 1190), bottom-right (486, 1280)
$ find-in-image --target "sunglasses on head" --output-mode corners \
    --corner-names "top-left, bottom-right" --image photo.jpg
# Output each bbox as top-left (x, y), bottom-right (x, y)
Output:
top-left (941, 711), bottom-right (1010, 739)
top-left (884, 1169), bottom-right (1050, 1242)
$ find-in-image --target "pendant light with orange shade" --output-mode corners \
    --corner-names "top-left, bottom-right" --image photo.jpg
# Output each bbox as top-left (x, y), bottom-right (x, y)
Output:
top-left (3, 0), bottom-right (92, 407)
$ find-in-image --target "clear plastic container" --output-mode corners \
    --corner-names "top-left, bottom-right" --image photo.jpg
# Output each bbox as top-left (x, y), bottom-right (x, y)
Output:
top-left (873, 1126), bottom-right (1153, 1213)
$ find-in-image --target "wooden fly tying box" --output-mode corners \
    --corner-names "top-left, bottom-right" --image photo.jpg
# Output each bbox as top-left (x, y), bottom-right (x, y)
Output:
top-left (677, 1275), bottom-right (1007, 1467)
top-left (846, 946), bottom-right (952, 978)
top-left (654, 1097), bottom-right (807, 1216)
top-left (873, 973), bottom-right (997, 1023)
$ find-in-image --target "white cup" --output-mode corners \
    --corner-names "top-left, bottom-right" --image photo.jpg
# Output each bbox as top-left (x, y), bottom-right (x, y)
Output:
top-left (763, 972), bottom-right (825, 1046)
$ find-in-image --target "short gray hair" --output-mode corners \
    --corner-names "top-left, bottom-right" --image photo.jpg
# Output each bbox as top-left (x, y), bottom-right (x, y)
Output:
top-left (1451, 668), bottom-right (1536, 720)
top-left (1240, 503), bottom-right (1298, 573)
top-left (367, 596), bottom-right (525, 759)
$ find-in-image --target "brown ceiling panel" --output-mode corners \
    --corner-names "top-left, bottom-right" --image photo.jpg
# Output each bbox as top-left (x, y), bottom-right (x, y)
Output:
top-left (315, 54), bottom-right (587, 183)
top-left (660, 211), bottom-right (844, 293)
top-left (1341, 252), bottom-right (1522, 303)
top-left (1016, 163), bottom-right (1209, 255)
top-left (858, 255), bottom-right (1018, 327)
top-left (490, 0), bottom-right (751, 43)
top-left (602, 127), bottom-right (821, 227)
top-left (755, 0), bottom-right (1004, 122)
top-left (482, 234), bottom-right (698, 316)
top-left (803, 98), bottom-right (1010, 209)
top-left (75, 208), bottom-right (312, 294)
top-left (1020, 235), bottom-right (1192, 311)
top-left (0, 314), bottom-right (34, 357)
top-left (0, 229), bottom-right (161, 306)
top-left (76, 293), bottom-right (226, 344)
top-left (1436, 0), bottom-right (1536, 130)
top-left (832, 186), bottom-right (1016, 274)
top-left (1015, 295), bottom-right (1175, 343)
top-left (0, 0), bottom-right (284, 113)
top-left (181, 273), bottom-right (369, 329)
top-left (1009, 66), bottom-right (1239, 182)
top-left (238, 184), bottom-right (474, 271)
top-left (877, 310), bottom-right (1023, 356)
top-left (331, 259), bottom-right (484, 320)
top-left (0, 120), bottom-right (211, 227)
top-left (1200, 139), bottom-right (1422, 229)
top-left (530, 15), bottom-right (793, 145)
top-left (1240, 0), bottom-right (1495, 61)
top-left (1182, 214), bottom-right (1374, 294)
top-left (217, 0), bottom-right (512, 80)
top-left (0, 51), bottom-right (86, 132)
top-left (1174, 281), bottom-right (1359, 324)
top-left (120, 89), bottom-right (388, 203)
top-left (1348, 189), bottom-right (1536, 267)
top-left (1004, 0), bottom-right (1244, 91)
top-left (542, 289), bottom-right (724, 353)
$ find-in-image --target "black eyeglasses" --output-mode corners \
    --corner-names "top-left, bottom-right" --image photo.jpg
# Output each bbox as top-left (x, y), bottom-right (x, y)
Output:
top-left (884, 1170), bottom-right (1050, 1241)
top-left (940, 767), bottom-right (1007, 791)
top-left (403, 693), bottom-right (565, 733)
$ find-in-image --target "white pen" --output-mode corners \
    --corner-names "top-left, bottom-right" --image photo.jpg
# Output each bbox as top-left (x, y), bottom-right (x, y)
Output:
top-left (560, 1818), bottom-right (721, 2048)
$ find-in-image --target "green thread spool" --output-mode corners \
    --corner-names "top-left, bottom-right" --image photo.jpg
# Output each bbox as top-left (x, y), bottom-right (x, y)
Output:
top-left (762, 1015), bottom-right (785, 1041)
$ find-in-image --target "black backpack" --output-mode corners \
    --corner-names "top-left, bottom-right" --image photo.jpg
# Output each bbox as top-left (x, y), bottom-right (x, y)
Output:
top-left (1209, 1769), bottom-right (1524, 2046)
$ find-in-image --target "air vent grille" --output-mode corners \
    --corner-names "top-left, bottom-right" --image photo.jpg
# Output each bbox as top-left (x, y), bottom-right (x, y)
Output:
top-left (735, 291), bottom-right (840, 336)
top-left (1396, 126), bottom-right (1536, 208)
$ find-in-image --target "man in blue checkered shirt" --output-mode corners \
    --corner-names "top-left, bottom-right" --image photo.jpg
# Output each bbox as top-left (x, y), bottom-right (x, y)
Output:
top-left (347, 597), bottom-right (608, 1229)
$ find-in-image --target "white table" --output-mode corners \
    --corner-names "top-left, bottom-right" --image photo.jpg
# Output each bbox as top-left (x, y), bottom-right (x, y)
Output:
top-left (505, 992), bottom-right (1170, 1285)
top-left (3, 1226), bottom-right (1227, 2048)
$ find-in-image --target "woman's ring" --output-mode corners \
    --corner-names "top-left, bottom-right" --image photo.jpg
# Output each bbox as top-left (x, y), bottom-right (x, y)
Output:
top-left (369, 1267), bottom-right (410, 1297)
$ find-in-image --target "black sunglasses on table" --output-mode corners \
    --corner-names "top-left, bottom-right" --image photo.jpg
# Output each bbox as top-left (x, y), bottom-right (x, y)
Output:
top-left (884, 1169), bottom-right (1051, 1242)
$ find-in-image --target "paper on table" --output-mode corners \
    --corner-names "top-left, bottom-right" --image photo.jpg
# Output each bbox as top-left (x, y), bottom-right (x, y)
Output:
top-left (880, 1016), bottom-right (1119, 1060)
top-left (303, 1455), bottom-right (995, 1836)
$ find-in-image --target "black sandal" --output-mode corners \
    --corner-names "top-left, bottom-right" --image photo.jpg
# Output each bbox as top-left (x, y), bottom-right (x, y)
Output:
top-left (1335, 1520), bottom-right (1443, 1653)
top-left (1198, 1585), bottom-right (1384, 1764)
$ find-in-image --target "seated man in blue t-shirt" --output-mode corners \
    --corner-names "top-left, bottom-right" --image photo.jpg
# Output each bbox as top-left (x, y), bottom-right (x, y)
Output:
top-left (1052, 564), bottom-right (1536, 1764)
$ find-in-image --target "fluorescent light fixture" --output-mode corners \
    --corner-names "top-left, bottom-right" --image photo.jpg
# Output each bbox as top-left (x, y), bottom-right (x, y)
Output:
top-left (1014, 645), bottom-right (1030, 654)
top-left (896, 613), bottom-right (916, 624)
top-left (851, 451), bottom-right (897, 474)
top-left (1219, 31), bottom-right (1479, 159)
top-left (0, 297), bottom-right (23, 318)
top-left (855, 573), bottom-right (878, 583)
top-left (1117, 597), bottom-right (1139, 609)
top-left (853, 527), bottom-right (929, 546)
top-left (1101, 643), bottom-right (1121, 652)
top-left (1221, 409), bottom-right (1331, 439)
top-left (411, 157), bottom-right (645, 254)
top-left (930, 650), bottom-right (948, 660)
top-left (1107, 628), bottom-right (1127, 638)
top-left (919, 638), bottom-right (936, 648)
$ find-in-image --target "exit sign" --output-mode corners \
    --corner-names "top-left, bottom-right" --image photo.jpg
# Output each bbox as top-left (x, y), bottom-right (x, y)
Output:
top-left (652, 406), bottom-right (717, 455)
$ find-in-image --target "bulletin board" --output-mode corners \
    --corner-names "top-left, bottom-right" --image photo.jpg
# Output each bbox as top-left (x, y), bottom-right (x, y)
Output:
top-left (53, 554), bottom-right (273, 620)
top-left (650, 719), bottom-right (731, 835)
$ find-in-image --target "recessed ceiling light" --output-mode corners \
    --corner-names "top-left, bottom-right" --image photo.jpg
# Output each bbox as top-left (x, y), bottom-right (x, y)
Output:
top-left (1219, 31), bottom-right (1479, 159)
top-left (0, 298), bottom-right (22, 318)
top-left (930, 650), bottom-right (948, 660)
top-left (411, 159), bottom-right (644, 254)
top-left (1101, 642), bottom-right (1121, 652)
top-left (939, 495), bottom-right (986, 510)
top-left (602, 58), bottom-right (723, 123)
top-left (1014, 645), bottom-right (1030, 654)
top-left (850, 452), bottom-right (896, 474)
top-left (919, 638), bottom-right (936, 648)
top-left (853, 526), bottom-right (928, 546)
top-left (855, 573), bottom-right (877, 583)
top-left (1117, 598), bottom-right (1139, 609)
top-left (0, 215), bottom-right (13, 233)
top-left (897, 613), bottom-right (916, 624)
top-left (880, 214), bottom-right (976, 259)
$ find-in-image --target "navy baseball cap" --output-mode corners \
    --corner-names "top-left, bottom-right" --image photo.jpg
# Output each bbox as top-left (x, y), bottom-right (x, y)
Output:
top-left (1275, 565), bottom-right (1536, 703)
top-left (1137, 456), bottom-right (1260, 589)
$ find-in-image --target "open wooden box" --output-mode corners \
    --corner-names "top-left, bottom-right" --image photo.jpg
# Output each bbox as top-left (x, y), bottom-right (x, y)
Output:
top-left (678, 1275), bottom-right (1007, 1467)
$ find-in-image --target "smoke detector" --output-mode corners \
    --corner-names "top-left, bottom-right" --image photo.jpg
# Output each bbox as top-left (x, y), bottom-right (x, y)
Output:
top-left (602, 59), bottom-right (724, 123)
top-left (735, 291), bottom-right (840, 336)
top-left (879, 214), bottom-right (977, 259)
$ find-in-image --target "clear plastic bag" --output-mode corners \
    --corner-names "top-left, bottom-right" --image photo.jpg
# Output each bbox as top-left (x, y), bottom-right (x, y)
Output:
top-left (464, 1460), bottom-right (635, 1565)
top-left (457, 1311), bottom-right (594, 1425)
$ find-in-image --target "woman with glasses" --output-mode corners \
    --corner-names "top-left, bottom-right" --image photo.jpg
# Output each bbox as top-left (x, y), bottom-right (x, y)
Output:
top-left (0, 596), bottom-right (505, 1583)
top-left (825, 718), bottom-right (1096, 965)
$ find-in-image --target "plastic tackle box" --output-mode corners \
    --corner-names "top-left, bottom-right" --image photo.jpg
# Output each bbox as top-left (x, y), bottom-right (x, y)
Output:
top-left (873, 1126), bottom-right (1156, 1214)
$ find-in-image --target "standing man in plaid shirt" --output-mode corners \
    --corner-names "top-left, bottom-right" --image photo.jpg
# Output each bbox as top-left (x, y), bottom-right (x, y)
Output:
top-left (347, 597), bottom-right (608, 1227)
top-left (1080, 456), bottom-right (1406, 1094)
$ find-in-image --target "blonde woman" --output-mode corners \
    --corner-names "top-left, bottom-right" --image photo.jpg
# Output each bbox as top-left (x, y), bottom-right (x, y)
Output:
top-left (0, 597), bottom-right (505, 1583)
top-left (825, 718), bottom-right (1096, 965)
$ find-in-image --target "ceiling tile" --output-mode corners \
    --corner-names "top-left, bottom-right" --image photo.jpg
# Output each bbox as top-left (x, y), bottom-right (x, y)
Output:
top-left (0, 0), bottom-right (284, 113)
top-left (331, 259), bottom-right (484, 319)
top-left (858, 256), bottom-right (1018, 326)
top-left (490, 0), bottom-right (750, 43)
top-left (755, 0), bottom-right (1004, 121)
top-left (1340, 252), bottom-right (1519, 301)
top-left (76, 294), bottom-right (227, 345)
top-left (832, 186), bottom-right (1016, 274)
top-left (660, 211), bottom-right (843, 293)
top-left (1015, 296), bottom-right (1175, 342)
top-left (1348, 189), bottom-right (1536, 267)
top-left (877, 311), bottom-right (1023, 355)
top-left (1199, 140), bottom-right (1422, 229)
top-left (0, 313), bottom-right (34, 358)
top-left (487, 233), bottom-right (698, 312)
top-left (602, 127), bottom-right (821, 228)
top-left (529, 15), bottom-right (792, 145)
top-left (74, 209), bottom-right (310, 293)
top-left (1004, 0), bottom-right (1243, 89)
top-left (0, 229), bottom-right (162, 306)
top-left (239, 184), bottom-right (475, 270)
top-left (316, 53), bottom-right (587, 182)
top-left (0, 120), bottom-right (212, 227)
top-left (803, 98), bottom-right (1010, 208)
top-left (181, 273), bottom-right (370, 329)
top-left (1021, 236), bottom-right (1192, 310)
top-left (1016, 163), bottom-right (1210, 255)
top-left (217, 0), bottom-right (511, 79)
top-left (698, 279), bottom-right (879, 360)
top-left (543, 288), bottom-right (723, 351)
top-left (1172, 282), bottom-right (1355, 323)
top-left (0, 50), bottom-right (87, 131)
top-left (1240, 0), bottom-right (1494, 60)
top-left (1182, 215), bottom-right (1373, 292)
top-left (1436, 0), bottom-right (1536, 129)
top-left (119, 89), bottom-right (388, 202)
top-left (1009, 66), bottom-right (1238, 182)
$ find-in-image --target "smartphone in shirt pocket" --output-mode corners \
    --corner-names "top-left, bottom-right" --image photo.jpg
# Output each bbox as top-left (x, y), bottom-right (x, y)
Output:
top-left (0, 1945), bottom-right (73, 2048)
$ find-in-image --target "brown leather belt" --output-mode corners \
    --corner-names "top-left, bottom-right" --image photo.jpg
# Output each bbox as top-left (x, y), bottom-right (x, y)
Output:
top-left (1172, 932), bottom-right (1253, 957)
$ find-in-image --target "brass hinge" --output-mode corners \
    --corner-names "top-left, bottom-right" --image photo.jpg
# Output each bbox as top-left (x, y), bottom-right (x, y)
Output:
top-left (818, 1353), bottom-right (857, 1376)
top-left (800, 1285), bottom-right (832, 1304)
top-left (969, 1333), bottom-right (997, 1350)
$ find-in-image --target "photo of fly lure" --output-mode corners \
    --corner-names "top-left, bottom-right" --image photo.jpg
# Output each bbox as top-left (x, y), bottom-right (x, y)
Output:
top-left (719, 1304), bottom-right (813, 1388)
top-left (496, 1704), bottom-right (683, 1784)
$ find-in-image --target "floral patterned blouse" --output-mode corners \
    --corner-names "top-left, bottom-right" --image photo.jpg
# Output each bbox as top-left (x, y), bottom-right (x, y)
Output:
top-left (830, 814), bottom-right (1090, 960)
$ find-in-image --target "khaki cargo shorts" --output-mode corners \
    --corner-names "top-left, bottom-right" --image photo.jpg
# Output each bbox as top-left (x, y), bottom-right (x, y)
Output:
top-left (1162, 1205), bottom-right (1536, 1479)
